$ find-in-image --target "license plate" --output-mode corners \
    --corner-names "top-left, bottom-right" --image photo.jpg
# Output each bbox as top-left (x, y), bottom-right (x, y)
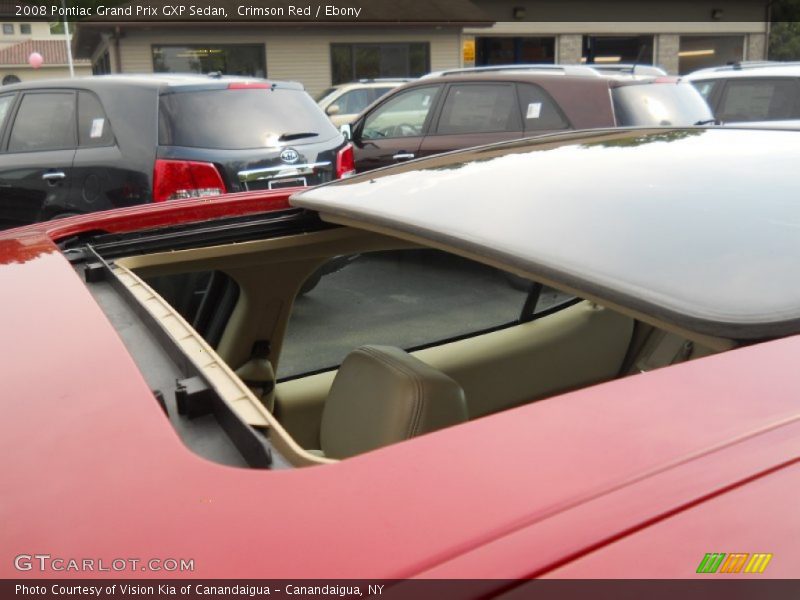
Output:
top-left (268, 177), bottom-right (307, 190)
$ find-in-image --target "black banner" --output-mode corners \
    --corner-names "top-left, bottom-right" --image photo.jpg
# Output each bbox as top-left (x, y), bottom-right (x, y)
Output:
top-left (5, 580), bottom-right (800, 600)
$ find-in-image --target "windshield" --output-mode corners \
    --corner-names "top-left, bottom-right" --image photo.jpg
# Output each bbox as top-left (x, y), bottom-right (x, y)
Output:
top-left (612, 82), bottom-right (714, 126)
top-left (159, 87), bottom-right (339, 149)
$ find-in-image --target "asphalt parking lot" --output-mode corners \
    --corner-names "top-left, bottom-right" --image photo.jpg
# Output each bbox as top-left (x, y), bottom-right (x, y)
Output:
top-left (278, 249), bottom-right (570, 377)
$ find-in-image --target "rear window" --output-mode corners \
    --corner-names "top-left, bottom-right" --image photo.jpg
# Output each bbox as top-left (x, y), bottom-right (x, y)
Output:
top-left (159, 88), bottom-right (339, 149)
top-left (612, 82), bottom-right (713, 127)
top-left (279, 249), bottom-right (574, 379)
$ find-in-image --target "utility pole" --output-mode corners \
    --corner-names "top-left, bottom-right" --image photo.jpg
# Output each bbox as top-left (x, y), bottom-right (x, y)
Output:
top-left (61, 0), bottom-right (75, 77)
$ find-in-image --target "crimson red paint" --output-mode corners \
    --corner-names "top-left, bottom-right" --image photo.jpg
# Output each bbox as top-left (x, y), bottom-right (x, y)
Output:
top-left (1, 192), bottom-right (798, 580)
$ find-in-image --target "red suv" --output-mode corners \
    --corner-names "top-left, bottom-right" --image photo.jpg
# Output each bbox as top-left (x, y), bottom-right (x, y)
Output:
top-left (342, 65), bottom-right (713, 171)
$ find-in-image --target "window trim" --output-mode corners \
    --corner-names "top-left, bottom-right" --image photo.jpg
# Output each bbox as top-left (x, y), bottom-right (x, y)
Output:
top-left (151, 43), bottom-right (267, 78)
top-left (330, 42), bottom-right (430, 85)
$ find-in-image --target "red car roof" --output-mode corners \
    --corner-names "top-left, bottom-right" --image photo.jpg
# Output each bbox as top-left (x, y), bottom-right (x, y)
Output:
top-left (1, 197), bottom-right (798, 581)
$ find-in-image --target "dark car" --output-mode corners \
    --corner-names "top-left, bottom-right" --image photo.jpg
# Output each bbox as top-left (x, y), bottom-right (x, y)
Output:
top-left (0, 74), bottom-right (353, 229)
top-left (342, 65), bottom-right (713, 172)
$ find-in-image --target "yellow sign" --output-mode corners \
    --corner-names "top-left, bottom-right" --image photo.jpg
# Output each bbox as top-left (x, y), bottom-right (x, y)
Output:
top-left (463, 40), bottom-right (475, 63)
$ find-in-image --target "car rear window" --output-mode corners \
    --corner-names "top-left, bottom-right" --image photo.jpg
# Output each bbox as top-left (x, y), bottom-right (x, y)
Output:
top-left (612, 82), bottom-right (713, 127)
top-left (159, 87), bottom-right (339, 149)
top-left (279, 249), bottom-right (574, 379)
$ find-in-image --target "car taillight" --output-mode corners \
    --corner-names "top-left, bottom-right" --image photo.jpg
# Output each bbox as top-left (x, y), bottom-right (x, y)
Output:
top-left (335, 143), bottom-right (355, 179)
top-left (152, 159), bottom-right (226, 202)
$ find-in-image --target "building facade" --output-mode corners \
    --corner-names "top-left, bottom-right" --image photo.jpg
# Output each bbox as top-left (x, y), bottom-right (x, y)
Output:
top-left (466, 0), bottom-right (769, 76)
top-left (73, 0), bottom-right (770, 97)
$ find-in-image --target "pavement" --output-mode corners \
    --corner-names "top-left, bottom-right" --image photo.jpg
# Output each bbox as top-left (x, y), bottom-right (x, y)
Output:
top-left (278, 249), bottom-right (570, 378)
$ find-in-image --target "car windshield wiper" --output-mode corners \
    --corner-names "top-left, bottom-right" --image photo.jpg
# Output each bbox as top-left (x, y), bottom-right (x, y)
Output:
top-left (694, 119), bottom-right (720, 126)
top-left (279, 132), bottom-right (319, 141)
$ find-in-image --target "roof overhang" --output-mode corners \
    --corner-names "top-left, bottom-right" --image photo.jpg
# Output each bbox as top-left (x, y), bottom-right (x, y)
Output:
top-left (73, 0), bottom-right (494, 59)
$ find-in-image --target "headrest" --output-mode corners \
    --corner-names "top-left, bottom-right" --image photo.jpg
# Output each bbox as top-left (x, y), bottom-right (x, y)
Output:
top-left (320, 346), bottom-right (468, 459)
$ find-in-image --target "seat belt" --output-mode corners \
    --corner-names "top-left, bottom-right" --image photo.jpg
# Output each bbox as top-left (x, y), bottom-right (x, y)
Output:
top-left (236, 359), bottom-right (276, 413)
top-left (235, 340), bottom-right (276, 412)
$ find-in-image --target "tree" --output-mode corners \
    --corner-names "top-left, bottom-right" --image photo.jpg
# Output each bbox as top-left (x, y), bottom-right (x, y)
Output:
top-left (769, 0), bottom-right (800, 60)
top-left (770, 21), bottom-right (800, 60)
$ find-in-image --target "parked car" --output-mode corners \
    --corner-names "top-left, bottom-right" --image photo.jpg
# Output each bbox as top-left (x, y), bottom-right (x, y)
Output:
top-left (685, 61), bottom-right (800, 123)
top-left (316, 78), bottom-right (411, 127)
top-left (340, 64), bottom-right (713, 172)
top-left (0, 74), bottom-right (353, 229)
top-left (1, 127), bottom-right (799, 580)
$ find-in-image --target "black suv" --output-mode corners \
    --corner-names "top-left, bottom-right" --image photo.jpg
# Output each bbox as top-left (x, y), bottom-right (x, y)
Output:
top-left (0, 75), bottom-right (353, 229)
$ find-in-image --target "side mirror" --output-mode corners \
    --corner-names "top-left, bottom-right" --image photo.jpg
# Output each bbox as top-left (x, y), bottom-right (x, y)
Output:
top-left (326, 104), bottom-right (340, 116)
top-left (339, 123), bottom-right (352, 140)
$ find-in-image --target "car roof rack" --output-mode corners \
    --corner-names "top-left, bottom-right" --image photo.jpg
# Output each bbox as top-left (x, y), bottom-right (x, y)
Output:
top-left (422, 63), bottom-right (667, 79)
top-left (422, 64), bottom-right (603, 78)
top-left (354, 78), bottom-right (414, 83)
top-left (583, 63), bottom-right (666, 76)
top-left (715, 60), bottom-right (800, 71)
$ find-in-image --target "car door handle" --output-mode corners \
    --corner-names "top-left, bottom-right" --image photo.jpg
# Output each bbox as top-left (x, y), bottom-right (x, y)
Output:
top-left (42, 171), bottom-right (66, 182)
top-left (392, 153), bottom-right (415, 161)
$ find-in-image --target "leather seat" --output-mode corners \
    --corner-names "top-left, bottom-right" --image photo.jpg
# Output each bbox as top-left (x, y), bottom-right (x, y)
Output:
top-left (317, 345), bottom-right (468, 459)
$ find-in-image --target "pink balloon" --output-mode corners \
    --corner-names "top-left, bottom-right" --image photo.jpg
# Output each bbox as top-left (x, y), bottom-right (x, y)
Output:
top-left (28, 52), bottom-right (43, 69)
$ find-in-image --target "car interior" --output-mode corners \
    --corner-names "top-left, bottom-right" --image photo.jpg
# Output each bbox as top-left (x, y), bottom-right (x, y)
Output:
top-left (111, 223), bottom-right (726, 467)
